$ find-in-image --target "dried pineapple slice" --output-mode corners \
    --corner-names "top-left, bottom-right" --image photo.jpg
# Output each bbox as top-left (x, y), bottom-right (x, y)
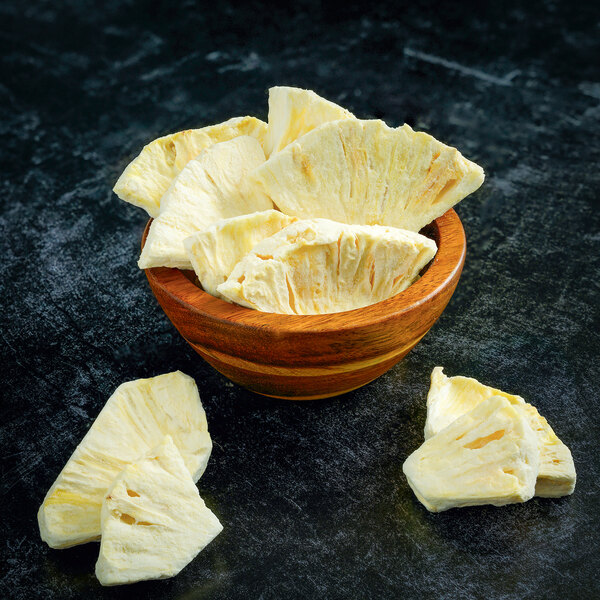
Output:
top-left (425, 367), bottom-right (576, 497)
top-left (403, 396), bottom-right (540, 512)
top-left (249, 119), bottom-right (484, 232)
top-left (425, 367), bottom-right (524, 438)
top-left (38, 372), bottom-right (211, 549)
top-left (138, 136), bottom-right (273, 270)
top-left (96, 436), bottom-right (222, 586)
top-left (263, 86), bottom-right (355, 157)
top-left (114, 116), bottom-right (267, 217)
top-left (184, 210), bottom-right (296, 298)
top-left (217, 218), bottom-right (437, 314)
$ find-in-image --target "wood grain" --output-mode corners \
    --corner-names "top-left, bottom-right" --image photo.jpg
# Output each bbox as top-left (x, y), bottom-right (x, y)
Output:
top-left (143, 209), bottom-right (466, 399)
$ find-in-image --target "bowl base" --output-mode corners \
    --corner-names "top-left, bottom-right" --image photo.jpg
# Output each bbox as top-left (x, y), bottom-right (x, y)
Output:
top-left (251, 384), bottom-right (367, 401)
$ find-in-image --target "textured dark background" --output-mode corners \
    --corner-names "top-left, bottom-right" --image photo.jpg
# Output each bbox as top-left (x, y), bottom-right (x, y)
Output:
top-left (1, 1), bottom-right (599, 598)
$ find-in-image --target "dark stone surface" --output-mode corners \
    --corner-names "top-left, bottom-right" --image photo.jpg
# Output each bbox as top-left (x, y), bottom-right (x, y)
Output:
top-left (1, 1), bottom-right (599, 598)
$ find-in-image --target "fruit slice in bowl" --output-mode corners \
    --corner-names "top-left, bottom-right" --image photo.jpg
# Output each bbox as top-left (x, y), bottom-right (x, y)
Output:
top-left (138, 136), bottom-right (273, 270)
top-left (263, 86), bottom-right (355, 156)
top-left (114, 116), bottom-right (266, 217)
top-left (249, 118), bottom-right (484, 232)
top-left (184, 210), bottom-right (297, 299)
top-left (216, 218), bottom-right (437, 314)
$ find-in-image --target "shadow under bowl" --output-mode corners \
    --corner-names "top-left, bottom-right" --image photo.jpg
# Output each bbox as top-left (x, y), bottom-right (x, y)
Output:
top-left (142, 209), bottom-right (466, 400)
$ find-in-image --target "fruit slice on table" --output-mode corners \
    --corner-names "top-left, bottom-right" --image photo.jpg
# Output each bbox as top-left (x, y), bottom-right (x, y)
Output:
top-left (38, 372), bottom-right (211, 549)
top-left (263, 86), bottom-right (355, 157)
top-left (425, 367), bottom-right (525, 438)
top-left (138, 136), bottom-right (273, 270)
top-left (403, 396), bottom-right (540, 512)
top-left (96, 435), bottom-right (222, 586)
top-left (217, 218), bottom-right (437, 314)
top-left (184, 209), bottom-right (297, 298)
top-left (113, 116), bottom-right (267, 217)
top-left (249, 119), bottom-right (484, 232)
top-left (425, 367), bottom-right (576, 497)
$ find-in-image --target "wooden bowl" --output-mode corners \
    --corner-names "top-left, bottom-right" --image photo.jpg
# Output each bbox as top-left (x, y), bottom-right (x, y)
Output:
top-left (142, 209), bottom-right (466, 400)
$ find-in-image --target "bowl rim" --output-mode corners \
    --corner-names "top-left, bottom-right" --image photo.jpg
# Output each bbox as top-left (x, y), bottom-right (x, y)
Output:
top-left (142, 209), bottom-right (466, 334)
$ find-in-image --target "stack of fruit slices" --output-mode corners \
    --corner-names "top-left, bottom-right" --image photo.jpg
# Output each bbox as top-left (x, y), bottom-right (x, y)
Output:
top-left (38, 372), bottom-right (222, 586)
top-left (403, 368), bottom-right (576, 512)
top-left (115, 86), bottom-right (485, 314)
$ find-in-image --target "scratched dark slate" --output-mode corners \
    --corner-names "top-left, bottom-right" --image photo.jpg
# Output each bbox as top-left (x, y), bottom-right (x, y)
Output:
top-left (1, 0), bottom-right (599, 598)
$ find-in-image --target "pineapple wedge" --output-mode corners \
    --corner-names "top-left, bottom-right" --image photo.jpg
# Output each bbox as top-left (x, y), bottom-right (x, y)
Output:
top-left (114, 116), bottom-right (267, 217)
top-left (38, 372), bottom-right (212, 549)
top-left (425, 367), bottom-right (524, 439)
top-left (249, 119), bottom-right (484, 232)
top-left (263, 86), bottom-right (355, 157)
top-left (138, 136), bottom-right (273, 270)
top-left (183, 210), bottom-right (296, 298)
top-left (217, 218), bottom-right (437, 314)
top-left (403, 396), bottom-right (540, 512)
top-left (425, 367), bottom-right (576, 497)
top-left (96, 435), bottom-right (222, 586)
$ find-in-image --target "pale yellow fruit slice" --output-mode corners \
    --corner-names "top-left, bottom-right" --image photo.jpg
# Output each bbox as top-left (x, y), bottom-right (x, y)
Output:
top-left (114, 116), bottom-right (267, 217)
top-left (38, 372), bottom-right (211, 549)
top-left (216, 218), bottom-right (437, 314)
top-left (249, 119), bottom-right (484, 232)
top-left (183, 210), bottom-right (296, 298)
top-left (263, 86), bottom-right (355, 157)
top-left (96, 436), bottom-right (222, 586)
top-left (425, 367), bottom-right (524, 438)
top-left (425, 367), bottom-right (576, 497)
top-left (138, 136), bottom-right (273, 270)
top-left (403, 396), bottom-right (540, 512)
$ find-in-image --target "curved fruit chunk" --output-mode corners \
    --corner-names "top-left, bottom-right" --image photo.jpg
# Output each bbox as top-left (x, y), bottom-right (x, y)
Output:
top-left (96, 436), bottom-right (222, 586)
top-left (138, 136), bottom-right (273, 270)
top-left (425, 367), bottom-right (524, 439)
top-left (38, 372), bottom-right (211, 549)
top-left (403, 396), bottom-right (540, 512)
top-left (263, 86), bottom-right (355, 157)
top-left (250, 119), bottom-right (484, 232)
top-left (114, 116), bottom-right (267, 217)
top-left (217, 218), bottom-right (437, 314)
top-left (184, 210), bottom-right (296, 298)
top-left (425, 367), bottom-right (576, 497)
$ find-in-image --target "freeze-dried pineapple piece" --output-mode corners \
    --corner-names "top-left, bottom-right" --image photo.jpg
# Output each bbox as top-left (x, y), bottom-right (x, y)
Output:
top-left (425, 367), bottom-right (525, 438)
top-left (138, 136), bottom-right (273, 270)
top-left (403, 396), bottom-right (540, 512)
top-left (38, 372), bottom-right (211, 549)
top-left (114, 116), bottom-right (267, 217)
top-left (425, 367), bottom-right (576, 497)
top-left (184, 210), bottom-right (296, 298)
top-left (96, 436), bottom-right (222, 586)
top-left (217, 218), bottom-right (436, 314)
top-left (249, 119), bottom-right (484, 232)
top-left (263, 86), bottom-right (355, 157)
